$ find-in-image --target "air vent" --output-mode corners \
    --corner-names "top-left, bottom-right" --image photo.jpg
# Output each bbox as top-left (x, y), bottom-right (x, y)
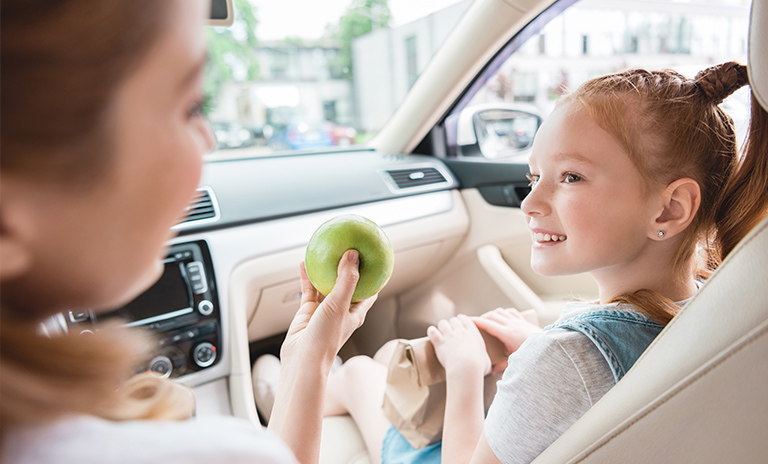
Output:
top-left (177, 187), bottom-right (219, 227)
top-left (386, 167), bottom-right (448, 189)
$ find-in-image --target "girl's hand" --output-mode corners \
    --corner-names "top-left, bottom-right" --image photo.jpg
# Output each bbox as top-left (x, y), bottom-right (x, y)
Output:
top-left (280, 250), bottom-right (377, 374)
top-left (427, 314), bottom-right (491, 378)
top-left (473, 307), bottom-right (542, 356)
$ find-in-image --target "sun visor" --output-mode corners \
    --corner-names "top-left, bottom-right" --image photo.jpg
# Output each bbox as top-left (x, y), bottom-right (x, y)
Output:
top-left (208, 0), bottom-right (234, 27)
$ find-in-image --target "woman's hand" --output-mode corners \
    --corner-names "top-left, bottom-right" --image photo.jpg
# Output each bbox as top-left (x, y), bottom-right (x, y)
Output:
top-left (280, 250), bottom-right (377, 374)
top-left (427, 314), bottom-right (491, 378)
top-left (269, 250), bottom-right (377, 464)
top-left (473, 307), bottom-right (542, 357)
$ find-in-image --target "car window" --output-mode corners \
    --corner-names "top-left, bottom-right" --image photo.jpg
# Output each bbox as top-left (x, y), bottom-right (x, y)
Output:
top-left (445, 0), bottom-right (751, 160)
top-left (203, 0), bottom-right (469, 160)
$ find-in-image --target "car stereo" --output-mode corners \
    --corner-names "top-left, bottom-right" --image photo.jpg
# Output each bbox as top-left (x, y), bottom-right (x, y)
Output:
top-left (68, 240), bottom-right (221, 379)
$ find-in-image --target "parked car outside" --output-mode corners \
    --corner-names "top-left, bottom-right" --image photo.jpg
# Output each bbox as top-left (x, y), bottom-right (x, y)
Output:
top-left (325, 121), bottom-right (357, 146)
top-left (211, 121), bottom-right (256, 150)
top-left (245, 124), bottom-right (273, 146)
top-left (269, 118), bottom-right (334, 151)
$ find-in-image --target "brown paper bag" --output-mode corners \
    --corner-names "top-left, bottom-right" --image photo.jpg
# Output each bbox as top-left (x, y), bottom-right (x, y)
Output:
top-left (381, 309), bottom-right (539, 449)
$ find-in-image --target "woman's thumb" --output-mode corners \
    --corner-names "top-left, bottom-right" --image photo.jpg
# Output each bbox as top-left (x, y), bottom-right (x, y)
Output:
top-left (325, 250), bottom-right (360, 310)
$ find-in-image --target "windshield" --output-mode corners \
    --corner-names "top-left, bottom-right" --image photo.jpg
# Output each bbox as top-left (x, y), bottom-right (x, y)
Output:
top-left (203, 0), bottom-right (466, 159)
top-left (204, 0), bottom-right (751, 161)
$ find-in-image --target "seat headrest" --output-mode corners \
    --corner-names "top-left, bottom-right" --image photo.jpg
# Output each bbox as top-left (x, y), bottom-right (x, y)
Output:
top-left (750, 0), bottom-right (768, 110)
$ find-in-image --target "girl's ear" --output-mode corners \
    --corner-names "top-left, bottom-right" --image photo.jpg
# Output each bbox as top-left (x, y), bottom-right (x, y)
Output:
top-left (650, 178), bottom-right (701, 240)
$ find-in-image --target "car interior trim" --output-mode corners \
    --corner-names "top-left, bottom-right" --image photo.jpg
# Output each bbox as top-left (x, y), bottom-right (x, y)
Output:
top-left (181, 152), bottom-right (458, 234)
top-left (372, 0), bottom-right (559, 155)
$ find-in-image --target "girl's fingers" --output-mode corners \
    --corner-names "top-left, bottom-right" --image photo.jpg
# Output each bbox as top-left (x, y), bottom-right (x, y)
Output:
top-left (437, 319), bottom-right (452, 333)
top-left (482, 311), bottom-right (515, 326)
top-left (457, 314), bottom-right (475, 329)
top-left (427, 325), bottom-right (442, 343)
top-left (486, 308), bottom-right (527, 325)
top-left (473, 316), bottom-right (503, 337)
top-left (480, 307), bottom-right (504, 318)
top-left (503, 307), bottom-right (523, 319)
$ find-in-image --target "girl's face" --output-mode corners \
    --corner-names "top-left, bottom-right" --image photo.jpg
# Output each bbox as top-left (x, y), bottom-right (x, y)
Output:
top-left (1, 0), bottom-right (214, 316)
top-left (521, 101), bottom-right (659, 284)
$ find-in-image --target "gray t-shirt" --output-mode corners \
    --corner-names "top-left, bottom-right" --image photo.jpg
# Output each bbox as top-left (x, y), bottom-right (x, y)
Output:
top-left (484, 301), bottom-right (637, 464)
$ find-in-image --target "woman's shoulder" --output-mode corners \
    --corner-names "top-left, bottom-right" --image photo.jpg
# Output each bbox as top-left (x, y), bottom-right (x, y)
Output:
top-left (3, 414), bottom-right (298, 464)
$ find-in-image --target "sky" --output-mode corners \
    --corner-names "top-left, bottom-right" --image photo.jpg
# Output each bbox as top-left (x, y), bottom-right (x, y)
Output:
top-left (250, 0), bottom-right (465, 41)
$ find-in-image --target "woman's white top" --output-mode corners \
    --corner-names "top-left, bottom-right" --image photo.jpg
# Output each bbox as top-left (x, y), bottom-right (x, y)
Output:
top-left (3, 414), bottom-right (299, 464)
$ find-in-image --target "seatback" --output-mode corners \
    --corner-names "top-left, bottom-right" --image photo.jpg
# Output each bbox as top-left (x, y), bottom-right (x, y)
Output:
top-left (533, 2), bottom-right (768, 461)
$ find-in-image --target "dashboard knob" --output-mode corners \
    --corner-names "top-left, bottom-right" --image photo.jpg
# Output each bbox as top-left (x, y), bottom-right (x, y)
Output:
top-left (148, 355), bottom-right (173, 379)
top-left (192, 342), bottom-right (217, 368)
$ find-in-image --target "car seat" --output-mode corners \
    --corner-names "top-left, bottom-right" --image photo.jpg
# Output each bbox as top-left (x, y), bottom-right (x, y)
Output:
top-left (318, 1), bottom-right (768, 462)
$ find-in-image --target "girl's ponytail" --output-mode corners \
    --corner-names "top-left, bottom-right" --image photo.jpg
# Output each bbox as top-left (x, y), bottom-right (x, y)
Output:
top-left (712, 93), bottom-right (768, 261)
top-left (694, 62), bottom-right (748, 105)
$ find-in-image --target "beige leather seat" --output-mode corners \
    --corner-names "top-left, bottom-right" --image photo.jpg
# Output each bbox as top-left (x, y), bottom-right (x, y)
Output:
top-left (319, 1), bottom-right (768, 462)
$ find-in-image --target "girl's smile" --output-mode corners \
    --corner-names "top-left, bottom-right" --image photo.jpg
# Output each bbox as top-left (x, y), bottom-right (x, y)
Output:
top-left (531, 229), bottom-right (567, 245)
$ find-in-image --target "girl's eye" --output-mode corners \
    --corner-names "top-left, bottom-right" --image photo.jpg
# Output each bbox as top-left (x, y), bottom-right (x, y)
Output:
top-left (526, 172), bottom-right (539, 187)
top-left (563, 172), bottom-right (582, 183)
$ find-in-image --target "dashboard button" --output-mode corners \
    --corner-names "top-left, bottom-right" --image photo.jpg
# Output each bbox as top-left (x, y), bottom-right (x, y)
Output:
top-left (198, 300), bottom-right (214, 316)
top-left (68, 310), bottom-right (91, 323)
top-left (186, 261), bottom-right (208, 294)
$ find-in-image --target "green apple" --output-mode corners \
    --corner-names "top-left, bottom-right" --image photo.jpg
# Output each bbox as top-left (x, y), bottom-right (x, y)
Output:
top-left (305, 214), bottom-right (394, 302)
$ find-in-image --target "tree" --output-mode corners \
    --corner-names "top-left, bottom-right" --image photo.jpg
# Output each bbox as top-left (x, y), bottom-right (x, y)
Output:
top-left (203, 0), bottom-right (260, 114)
top-left (332, 0), bottom-right (391, 81)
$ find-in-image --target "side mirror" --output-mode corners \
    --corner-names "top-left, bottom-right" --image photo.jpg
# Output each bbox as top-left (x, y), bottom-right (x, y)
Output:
top-left (208, 0), bottom-right (234, 27)
top-left (456, 104), bottom-right (543, 161)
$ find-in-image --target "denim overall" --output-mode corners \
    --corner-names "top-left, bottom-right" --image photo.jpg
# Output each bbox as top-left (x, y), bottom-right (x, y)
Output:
top-left (380, 309), bottom-right (664, 464)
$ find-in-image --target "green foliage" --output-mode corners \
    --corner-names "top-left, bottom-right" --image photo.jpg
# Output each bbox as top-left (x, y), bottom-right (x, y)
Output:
top-left (332, 0), bottom-right (391, 81)
top-left (203, 0), bottom-right (260, 115)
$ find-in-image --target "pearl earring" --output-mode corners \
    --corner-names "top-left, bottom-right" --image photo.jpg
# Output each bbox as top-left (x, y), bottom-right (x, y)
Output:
top-left (657, 230), bottom-right (666, 239)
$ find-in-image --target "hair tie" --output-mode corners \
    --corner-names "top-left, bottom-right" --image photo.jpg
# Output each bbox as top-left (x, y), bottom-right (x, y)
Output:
top-left (694, 62), bottom-right (748, 105)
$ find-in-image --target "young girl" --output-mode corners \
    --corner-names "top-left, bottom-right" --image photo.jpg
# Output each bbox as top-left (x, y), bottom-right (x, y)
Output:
top-left (319, 61), bottom-right (768, 464)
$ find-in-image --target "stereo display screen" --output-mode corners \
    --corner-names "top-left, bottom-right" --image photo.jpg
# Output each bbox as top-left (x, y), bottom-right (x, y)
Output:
top-left (112, 262), bottom-right (192, 325)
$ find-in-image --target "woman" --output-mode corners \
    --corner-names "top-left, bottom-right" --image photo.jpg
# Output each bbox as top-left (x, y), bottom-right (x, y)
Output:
top-left (0, 1), bottom-right (374, 462)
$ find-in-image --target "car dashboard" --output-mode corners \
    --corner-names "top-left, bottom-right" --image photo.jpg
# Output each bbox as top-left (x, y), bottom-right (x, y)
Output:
top-left (61, 149), bottom-right (470, 421)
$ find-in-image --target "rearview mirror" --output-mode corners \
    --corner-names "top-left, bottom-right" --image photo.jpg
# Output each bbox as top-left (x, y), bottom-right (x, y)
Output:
top-left (208, 0), bottom-right (234, 27)
top-left (456, 104), bottom-right (543, 161)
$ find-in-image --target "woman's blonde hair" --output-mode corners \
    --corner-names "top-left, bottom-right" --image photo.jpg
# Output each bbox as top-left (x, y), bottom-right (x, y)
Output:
top-left (560, 62), bottom-right (768, 324)
top-left (0, 0), bottom-right (195, 440)
top-left (0, 318), bottom-right (195, 435)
